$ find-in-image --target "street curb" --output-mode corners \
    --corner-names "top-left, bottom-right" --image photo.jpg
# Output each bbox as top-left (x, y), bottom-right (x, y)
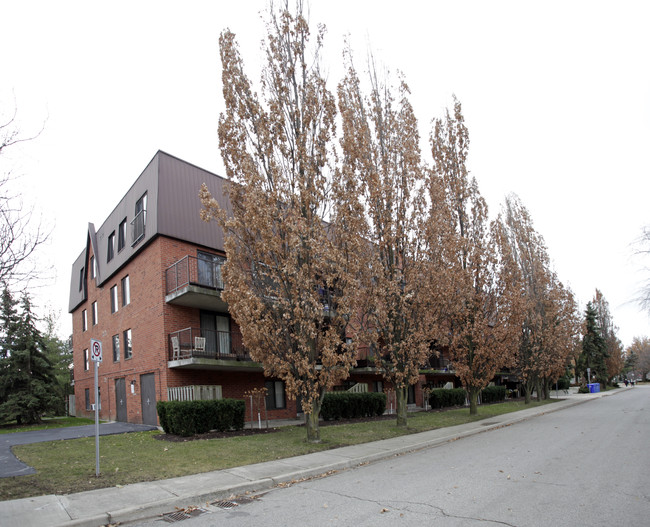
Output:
top-left (34, 390), bottom-right (632, 527)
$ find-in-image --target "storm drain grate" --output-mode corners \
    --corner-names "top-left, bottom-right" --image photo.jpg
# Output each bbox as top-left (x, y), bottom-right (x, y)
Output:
top-left (161, 508), bottom-right (207, 522)
top-left (212, 495), bottom-right (258, 509)
top-left (213, 500), bottom-right (239, 509)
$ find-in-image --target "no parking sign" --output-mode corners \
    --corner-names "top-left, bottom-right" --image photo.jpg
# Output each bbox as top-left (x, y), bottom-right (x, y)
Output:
top-left (90, 338), bottom-right (102, 475)
top-left (90, 339), bottom-right (102, 363)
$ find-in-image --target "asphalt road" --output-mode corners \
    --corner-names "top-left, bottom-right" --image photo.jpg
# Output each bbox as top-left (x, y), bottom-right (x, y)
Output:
top-left (0, 422), bottom-right (157, 478)
top-left (130, 386), bottom-right (650, 526)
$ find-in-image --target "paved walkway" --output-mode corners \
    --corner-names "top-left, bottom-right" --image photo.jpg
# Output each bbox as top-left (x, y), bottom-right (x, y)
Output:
top-left (0, 422), bottom-right (157, 478)
top-left (0, 388), bottom-right (632, 527)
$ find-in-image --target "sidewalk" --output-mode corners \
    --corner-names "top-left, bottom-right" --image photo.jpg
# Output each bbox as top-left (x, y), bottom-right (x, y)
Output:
top-left (0, 388), bottom-right (627, 527)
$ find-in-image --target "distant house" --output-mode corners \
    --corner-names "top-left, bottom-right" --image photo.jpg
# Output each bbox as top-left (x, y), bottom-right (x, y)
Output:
top-left (69, 151), bottom-right (459, 426)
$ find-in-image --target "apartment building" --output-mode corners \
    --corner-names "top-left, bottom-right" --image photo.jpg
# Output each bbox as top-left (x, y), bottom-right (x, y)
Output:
top-left (69, 151), bottom-right (461, 426)
top-left (69, 151), bottom-right (300, 425)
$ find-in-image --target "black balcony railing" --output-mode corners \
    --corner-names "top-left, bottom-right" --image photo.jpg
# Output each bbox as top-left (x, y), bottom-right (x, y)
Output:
top-left (166, 255), bottom-right (224, 295)
top-left (169, 327), bottom-right (249, 361)
top-left (428, 356), bottom-right (453, 371)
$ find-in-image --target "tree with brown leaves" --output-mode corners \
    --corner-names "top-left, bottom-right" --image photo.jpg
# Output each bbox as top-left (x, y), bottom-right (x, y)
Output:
top-left (625, 336), bottom-right (650, 382)
top-left (497, 194), bottom-right (580, 402)
top-left (338, 54), bottom-right (451, 427)
top-left (431, 97), bottom-right (520, 415)
top-left (201, 2), bottom-right (361, 443)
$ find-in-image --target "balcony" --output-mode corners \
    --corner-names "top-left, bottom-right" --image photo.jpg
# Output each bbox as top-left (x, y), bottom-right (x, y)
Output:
top-left (428, 356), bottom-right (454, 372)
top-left (168, 327), bottom-right (261, 371)
top-left (352, 345), bottom-right (380, 370)
top-left (165, 255), bottom-right (228, 311)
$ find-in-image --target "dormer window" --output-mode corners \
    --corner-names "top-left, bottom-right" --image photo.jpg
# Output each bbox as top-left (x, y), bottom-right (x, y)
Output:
top-left (107, 231), bottom-right (115, 262)
top-left (118, 219), bottom-right (127, 252)
top-left (131, 192), bottom-right (147, 245)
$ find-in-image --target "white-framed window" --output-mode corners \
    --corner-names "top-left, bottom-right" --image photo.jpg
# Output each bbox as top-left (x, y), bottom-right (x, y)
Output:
top-left (82, 309), bottom-right (87, 332)
top-left (118, 218), bottom-right (127, 252)
top-left (265, 380), bottom-right (286, 410)
top-left (110, 285), bottom-right (118, 313)
top-left (92, 301), bottom-right (98, 325)
top-left (112, 334), bottom-right (120, 362)
top-left (121, 275), bottom-right (130, 306)
top-left (123, 328), bottom-right (132, 359)
top-left (131, 193), bottom-right (147, 245)
top-left (90, 256), bottom-right (96, 279)
top-left (107, 231), bottom-right (115, 262)
top-left (84, 348), bottom-right (89, 371)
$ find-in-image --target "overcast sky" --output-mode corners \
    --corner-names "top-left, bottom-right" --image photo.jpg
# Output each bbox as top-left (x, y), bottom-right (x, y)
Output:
top-left (2, 0), bottom-right (649, 347)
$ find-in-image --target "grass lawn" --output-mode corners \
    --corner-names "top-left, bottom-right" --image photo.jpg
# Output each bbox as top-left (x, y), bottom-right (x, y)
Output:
top-left (0, 417), bottom-right (96, 435)
top-left (0, 400), bottom-right (556, 501)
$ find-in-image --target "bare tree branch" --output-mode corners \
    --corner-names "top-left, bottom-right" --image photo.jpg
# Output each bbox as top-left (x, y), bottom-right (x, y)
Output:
top-left (0, 104), bottom-right (50, 286)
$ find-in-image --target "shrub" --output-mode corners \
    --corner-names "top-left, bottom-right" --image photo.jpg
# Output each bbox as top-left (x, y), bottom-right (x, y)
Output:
top-left (428, 388), bottom-right (466, 409)
top-left (578, 385), bottom-right (590, 394)
top-left (321, 392), bottom-right (387, 421)
top-left (481, 386), bottom-right (506, 404)
top-left (555, 377), bottom-right (571, 390)
top-left (156, 399), bottom-right (245, 436)
top-left (156, 401), bottom-right (169, 432)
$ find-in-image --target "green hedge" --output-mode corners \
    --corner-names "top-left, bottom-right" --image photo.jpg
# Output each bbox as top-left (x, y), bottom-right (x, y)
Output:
top-left (481, 385), bottom-right (506, 404)
top-left (156, 399), bottom-right (245, 437)
top-left (321, 392), bottom-right (387, 421)
top-left (428, 388), bottom-right (466, 408)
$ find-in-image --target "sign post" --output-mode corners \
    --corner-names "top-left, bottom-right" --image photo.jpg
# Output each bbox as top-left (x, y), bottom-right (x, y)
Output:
top-left (90, 339), bottom-right (102, 476)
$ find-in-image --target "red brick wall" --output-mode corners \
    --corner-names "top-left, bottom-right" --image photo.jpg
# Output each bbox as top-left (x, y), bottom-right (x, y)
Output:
top-left (71, 236), bottom-right (296, 425)
top-left (72, 237), bottom-right (168, 423)
top-left (72, 234), bottom-right (440, 425)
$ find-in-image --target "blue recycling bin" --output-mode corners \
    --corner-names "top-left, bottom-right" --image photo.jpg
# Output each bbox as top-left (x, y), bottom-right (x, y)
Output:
top-left (588, 383), bottom-right (600, 393)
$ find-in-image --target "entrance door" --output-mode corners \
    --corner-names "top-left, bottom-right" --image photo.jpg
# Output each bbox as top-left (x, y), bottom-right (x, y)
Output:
top-left (140, 373), bottom-right (157, 426)
top-left (115, 378), bottom-right (127, 422)
top-left (200, 311), bottom-right (230, 358)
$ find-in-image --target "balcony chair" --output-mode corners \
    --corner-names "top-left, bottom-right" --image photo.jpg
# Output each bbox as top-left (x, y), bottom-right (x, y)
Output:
top-left (194, 336), bottom-right (206, 355)
top-left (171, 336), bottom-right (181, 360)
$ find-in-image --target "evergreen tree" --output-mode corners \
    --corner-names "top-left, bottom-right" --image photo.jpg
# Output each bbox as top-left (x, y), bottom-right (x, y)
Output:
top-left (42, 311), bottom-right (73, 415)
top-left (0, 287), bottom-right (20, 359)
top-left (0, 289), bottom-right (58, 424)
top-left (579, 302), bottom-right (608, 388)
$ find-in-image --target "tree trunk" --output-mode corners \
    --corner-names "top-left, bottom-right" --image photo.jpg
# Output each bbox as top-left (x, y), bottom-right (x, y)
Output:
top-left (535, 379), bottom-right (542, 401)
top-left (395, 385), bottom-right (408, 427)
top-left (468, 387), bottom-right (479, 415)
top-left (544, 379), bottom-right (552, 399)
top-left (524, 381), bottom-right (533, 404)
top-left (305, 396), bottom-right (322, 443)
